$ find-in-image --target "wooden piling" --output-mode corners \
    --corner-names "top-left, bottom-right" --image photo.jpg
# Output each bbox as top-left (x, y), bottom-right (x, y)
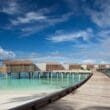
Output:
top-left (29, 72), bottom-right (31, 79)
top-left (32, 72), bottom-right (34, 78)
top-left (18, 72), bottom-right (21, 79)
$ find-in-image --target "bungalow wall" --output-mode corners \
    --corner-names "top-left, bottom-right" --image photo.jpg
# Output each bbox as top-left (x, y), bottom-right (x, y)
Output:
top-left (87, 64), bottom-right (94, 70)
top-left (46, 63), bottom-right (65, 71)
top-left (4, 61), bottom-right (37, 73)
top-left (98, 64), bottom-right (106, 69)
top-left (69, 64), bottom-right (81, 70)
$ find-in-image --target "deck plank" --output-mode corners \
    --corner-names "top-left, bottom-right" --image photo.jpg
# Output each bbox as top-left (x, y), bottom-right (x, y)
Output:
top-left (40, 71), bottom-right (110, 110)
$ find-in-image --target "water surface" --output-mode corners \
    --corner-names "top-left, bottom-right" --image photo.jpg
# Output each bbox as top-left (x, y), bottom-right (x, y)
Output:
top-left (0, 72), bottom-right (89, 92)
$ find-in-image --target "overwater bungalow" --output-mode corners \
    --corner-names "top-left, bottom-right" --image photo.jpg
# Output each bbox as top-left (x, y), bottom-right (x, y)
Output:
top-left (3, 60), bottom-right (37, 73)
top-left (86, 64), bottom-right (94, 70)
top-left (1, 60), bottom-right (41, 79)
top-left (0, 66), bottom-right (7, 73)
top-left (98, 64), bottom-right (107, 70)
top-left (69, 64), bottom-right (81, 70)
top-left (46, 62), bottom-right (65, 72)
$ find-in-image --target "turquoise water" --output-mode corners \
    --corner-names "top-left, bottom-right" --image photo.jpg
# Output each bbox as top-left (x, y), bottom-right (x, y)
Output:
top-left (0, 73), bottom-right (89, 92)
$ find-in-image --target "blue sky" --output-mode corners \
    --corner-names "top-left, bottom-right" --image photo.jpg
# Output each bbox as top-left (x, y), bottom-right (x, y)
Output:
top-left (0, 0), bottom-right (110, 64)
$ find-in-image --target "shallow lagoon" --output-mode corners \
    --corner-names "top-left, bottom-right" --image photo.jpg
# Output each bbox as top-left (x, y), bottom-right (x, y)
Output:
top-left (0, 72), bottom-right (88, 92)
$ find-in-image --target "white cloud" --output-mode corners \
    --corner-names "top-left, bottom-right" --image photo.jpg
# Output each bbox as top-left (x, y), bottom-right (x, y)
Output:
top-left (0, 0), bottom-right (73, 36)
top-left (0, 1), bottom-right (19, 15)
top-left (54, 0), bottom-right (110, 29)
top-left (82, 59), bottom-right (96, 64)
top-left (16, 12), bottom-right (73, 36)
top-left (98, 29), bottom-right (110, 39)
top-left (48, 28), bottom-right (93, 43)
top-left (72, 33), bottom-right (110, 64)
top-left (100, 60), bottom-right (109, 64)
top-left (47, 12), bottom-right (73, 25)
top-left (11, 12), bottom-right (47, 25)
top-left (16, 51), bottom-right (66, 63)
top-left (14, 35), bottom-right (110, 64)
top-left (86, 0), bottom-right (110, 28)
top-left (0, 47), bottom-right (16, 60)
top-left (18, 54), bottom-right (80, 64)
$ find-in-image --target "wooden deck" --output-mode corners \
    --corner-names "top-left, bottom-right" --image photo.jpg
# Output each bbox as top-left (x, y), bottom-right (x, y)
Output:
top-left (39, 71), bottom-right (110, 110)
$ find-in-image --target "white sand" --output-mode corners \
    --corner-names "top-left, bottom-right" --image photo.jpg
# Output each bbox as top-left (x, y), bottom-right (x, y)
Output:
top-left (0, 90), bottom-right (59, 110)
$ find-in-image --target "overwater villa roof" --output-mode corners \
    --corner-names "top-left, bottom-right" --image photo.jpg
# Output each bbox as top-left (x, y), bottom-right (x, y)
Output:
top-left (4, 61), bottom-right (33, 65)
top-left (69, 64), bottom-right (81, 65)
top-left (46, 62), bottom-right (65, 65)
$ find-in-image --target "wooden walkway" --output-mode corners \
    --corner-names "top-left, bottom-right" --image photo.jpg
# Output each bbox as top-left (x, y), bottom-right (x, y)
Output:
top-left (40, 71), bottom-right (110, 110)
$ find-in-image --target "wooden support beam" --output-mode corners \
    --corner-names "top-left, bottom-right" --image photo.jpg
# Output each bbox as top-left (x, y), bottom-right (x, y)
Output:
top-left (7, 72), bottom-right (11, 78)
top-left (32, 72), bottom-right (34, 79)
top-left (29, 72), bottom-right (31, 79)
top-left (18, 72), bottom-right (21, 79)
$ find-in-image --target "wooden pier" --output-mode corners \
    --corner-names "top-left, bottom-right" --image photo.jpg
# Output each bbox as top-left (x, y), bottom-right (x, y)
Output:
top-left (39, 71), bottom-right (110, 110)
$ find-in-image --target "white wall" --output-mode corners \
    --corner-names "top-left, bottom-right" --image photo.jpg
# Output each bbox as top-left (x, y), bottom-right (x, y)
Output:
top-left (81, 64), bottom-right (87, 70)
top-left (62, 64), bottom-right (69, 70)
top-left (106, 64), bottom-right (110, 68)
top-left (35, 63), bottom-right (46, 71)
top-left (94, 65), bottom-right (99, 69)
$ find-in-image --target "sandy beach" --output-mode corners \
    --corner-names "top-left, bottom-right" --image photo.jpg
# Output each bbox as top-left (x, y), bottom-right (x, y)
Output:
top-left (0, 90), bottom-right (55, 110)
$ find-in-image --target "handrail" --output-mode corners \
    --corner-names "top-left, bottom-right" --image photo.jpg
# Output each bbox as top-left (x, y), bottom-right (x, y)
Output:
top-left (10, 73), bottom-right (93, 110)
top-left (98, 69), bottom-right (110, 78)
top-left (103, 72), bottom-right (110, 78)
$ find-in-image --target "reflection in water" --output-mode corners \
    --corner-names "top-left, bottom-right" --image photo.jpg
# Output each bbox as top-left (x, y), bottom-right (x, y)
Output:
top-left (0, 72), bottom-right (89, 92)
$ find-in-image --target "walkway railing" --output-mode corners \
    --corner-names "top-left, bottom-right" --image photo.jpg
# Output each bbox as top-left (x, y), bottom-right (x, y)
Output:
top-left (98, 69), bottom-right (110, 78)
top-left (10, 73), bottom-right (92, 110)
